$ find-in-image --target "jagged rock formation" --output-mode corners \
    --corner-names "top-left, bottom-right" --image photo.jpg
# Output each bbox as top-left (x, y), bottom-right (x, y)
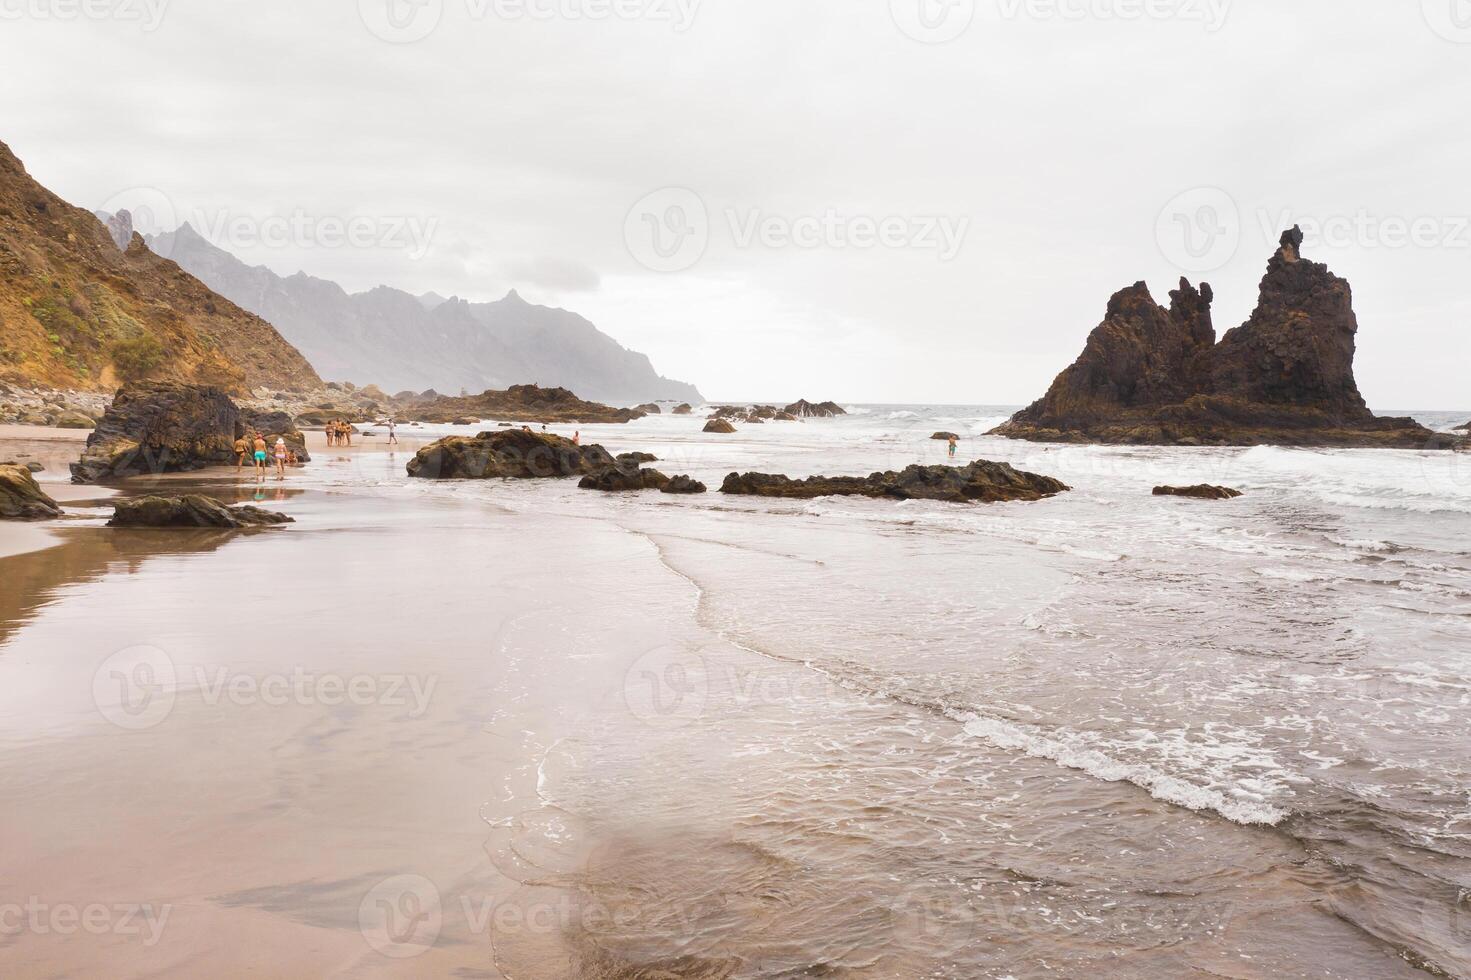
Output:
top-left (239, 409), bottom-right (311, 463)
top-left (0, 462), bottom-right (61, 519)
top-left (72, 382), bottom-right (241, 483)
top-left (784, 400), bottom-right (847, 418)
top-left (0, 142), bottom-right (320, 393)
top-left (1153, 485), bottom-right (1243, 500)
top-left (720, 460), bottom-right (1069, 503)
top-left (147, 223), bottom-right (702, 404)
top-left (405, 429), bottom-right (614, 480)
top-left (108, 495), bottom-right (294, 528)
top-left (993, 229), bottom-right (1457, 449)
top-left (397, 385), bottom-right (644, 425)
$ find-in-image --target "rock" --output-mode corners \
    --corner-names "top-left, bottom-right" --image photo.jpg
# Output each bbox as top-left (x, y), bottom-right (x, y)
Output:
top-left (662, 475), bottom-right (707, 495)
top-left (0, 463), bottom-right (62, 519)
top-left (1455, 421), bottom-right (1470, 432)
top-left (784, 400), bottom-right (847, 418)
top-left (774, 412), bottom-right (799, 422)
top-left (239, 409), bottom-right (311, 463)
top-left (720, 460), bottom-right (1069, 504)
top-left (24, 462), bottom-right (43, 473)
top-left (108, 495), bottom-right (294, 528)
top-left (399, 385), bottom-right (645, 425)
top-left (54, 412), bottom-right (97, 429)
top-left (932, 432), bottom-right (960, 441)
top-left (71, 382), bottom-right (241, 483)
top-left (704, 419), bottom-right (737, 434)
top-left (17, 412), bottom-right (50, 425)
top-left (578, 464), bottom-right (672, 492)
top-left (993, 229), bottom-right (1460, 450)
top-left (104, 208), bottom-right (133, 250)
top-left (635, 403), bottom-right (662, 415)
top-left (406, 429), bottom-right (614, 480)
top-left (616, 452), bottom-right (659, 464)
top-left (672, 404), bottom-right (694, 416)
top-left (1153, 485), bottom-right (1243, 500)
top-left (452, 417), bottom-right (480, 426)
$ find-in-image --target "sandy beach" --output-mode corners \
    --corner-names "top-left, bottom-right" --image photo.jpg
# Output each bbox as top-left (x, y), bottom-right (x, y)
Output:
top-left (2, 412), bottom-right (1468, 978)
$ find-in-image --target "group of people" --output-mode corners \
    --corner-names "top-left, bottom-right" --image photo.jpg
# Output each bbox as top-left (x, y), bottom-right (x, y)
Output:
top-left (325, 420), bottom-right (355, 447)
top-left (234, 431), bottom-right (295, 481)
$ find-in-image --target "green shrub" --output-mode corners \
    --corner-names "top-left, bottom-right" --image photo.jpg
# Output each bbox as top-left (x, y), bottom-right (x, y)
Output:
top-left (111, 333), bottom-right (166, 381)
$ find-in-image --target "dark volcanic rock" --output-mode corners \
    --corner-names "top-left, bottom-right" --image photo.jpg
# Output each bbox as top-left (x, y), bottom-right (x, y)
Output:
top-left (704, 419), bottom-right (737, 434)
top-left (108, 495), bottom-right (294, 528)
top-left (993, 229), bottom-right (1458, 450)
top-left (239, 409), bottom-right (311, 462)
top-left (0, 463), bottom-right (62, 519)
top-left (406, 429), bottom-right (613, 480)
top-left (578, 464), bottom-right (671, 492)
top-left (784, 400), bottom-right (847, 418)
top-left (72, 382), bottom-right (240, 483)
top-left (932, 432), bottom-right (960, 441)
top-left (662, 475), bottom-right (707, 494)
top-left (1153, 484), bottom-right (1243, 500)
top-left (616, 452), bottom-right (659, 465)
top-left (720, 460), bottom-right (1069, 504)
top-left (400, 385), bottom-right (644, 425)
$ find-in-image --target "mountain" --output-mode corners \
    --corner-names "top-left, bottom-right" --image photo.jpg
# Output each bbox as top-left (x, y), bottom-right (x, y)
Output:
top-left (0, 142), bottom-right (320, 394)
top-left (992, 228), bottom-right (1456, 449)
top-left (147, 223), bottom-right (703, 405)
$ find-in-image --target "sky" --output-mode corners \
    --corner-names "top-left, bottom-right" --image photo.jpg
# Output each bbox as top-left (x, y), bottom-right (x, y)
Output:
top-left (2, 0), bottom-right (1469, 407)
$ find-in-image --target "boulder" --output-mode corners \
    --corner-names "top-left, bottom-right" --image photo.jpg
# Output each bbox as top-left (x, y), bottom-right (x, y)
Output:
top-left (406, 429), bottom-right (613, 480)
top-left (55, 412), bottom-right (97, 429)
top-left (239, 409), bottom-right (311, 463)
top-left (720, 460), bottom-right (1069, 504)
top-left (0, 463), bottom-right (62, 519)
top-left (704, 419), bottom-right (737, 434)
top-left (635, 403), bottom-right (662, 415)
top-left (452, 417), bottom-right (480, 426)
top-left (662, 475), bottom-right (707, 495)
top-left (1455, 421), bottom-right (1470, 432)
top-left (993, 229), bottom-right (1460, 450)
top-left (616, 452), bottom-right (659, 464)
top-left (672, 404), bottom-right (694, 416)
top-left (108, 495), bottom-right (295, 528)
top-left (399, 385), bottom-right (644, 425)
top-left (774, 412), bottom-right (799, 422)
top-left (784, 400), bottom-right (847, 418)
top-left (72, 382), bottom-right (240, 484)
top-left (1153, 485), bottom-right (1243, 500)
top-left (932, 432), bottom-right (960, 441)
top-left (578, 464), bottom-right (672, 492)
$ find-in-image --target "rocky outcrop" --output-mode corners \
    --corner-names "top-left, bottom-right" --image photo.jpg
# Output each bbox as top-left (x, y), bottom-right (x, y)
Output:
top-left (784, 400), bottom-right (847, 418)
top-left (662, 475), bottom-right (707, 494)
top-left (720, 460), bottom-right (1069, 504)
top-left (405, 429), bottom-right (613, 480)
top-left (704, 419), bottom-right (737, 434)
top-left (932, 432), bottom-right (960, 441)
top-left (0, 463), bottom-right (62, 519)
top-left (616, 452), bottom-right (659, 464)
top-left (71, 382), bottom-right (241, 483)
top-left (672, 404), bottom-right (694, 416)
top-left (578, 464), bottom-right (672, 492)
top-left (635, 403), bottom-right (662, 415)
top-left (239, 409), bottom-right (311, 463)
top-left (398, 385), bottom-right (644, 425)
top-left (1153, 485), bottom-right (1243, 500)
top-left (108, 495), bottom-right (294, 528)
top-left (993, 229), bottom-right (1458, 449)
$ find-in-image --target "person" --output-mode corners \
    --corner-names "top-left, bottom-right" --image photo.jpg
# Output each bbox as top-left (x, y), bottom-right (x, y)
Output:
top-left (947, 435), bottom-right (958, 459)
top-left (253, 434), bottom-right (268, 483)
top-left (573, 430), bottom-right (580, 446)
top-left (343, 422), bottom-right (353, 448)
top-left (234, 433), bottom-right (248, 473)
top-left (387, 416), bottom-right (398, 446)
top-left (325, 421), bottom-right (335, 448)
top-left (274, 437), bottom-right (288, 479)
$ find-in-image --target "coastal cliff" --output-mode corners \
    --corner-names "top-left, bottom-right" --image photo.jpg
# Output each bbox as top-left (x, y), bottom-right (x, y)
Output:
top-left (993, 229), bottom-right (1457, 449)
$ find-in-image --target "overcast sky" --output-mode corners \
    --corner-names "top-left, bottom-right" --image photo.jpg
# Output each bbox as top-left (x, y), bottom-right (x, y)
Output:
top-left (3, 0), bottom-right (1469, 407)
